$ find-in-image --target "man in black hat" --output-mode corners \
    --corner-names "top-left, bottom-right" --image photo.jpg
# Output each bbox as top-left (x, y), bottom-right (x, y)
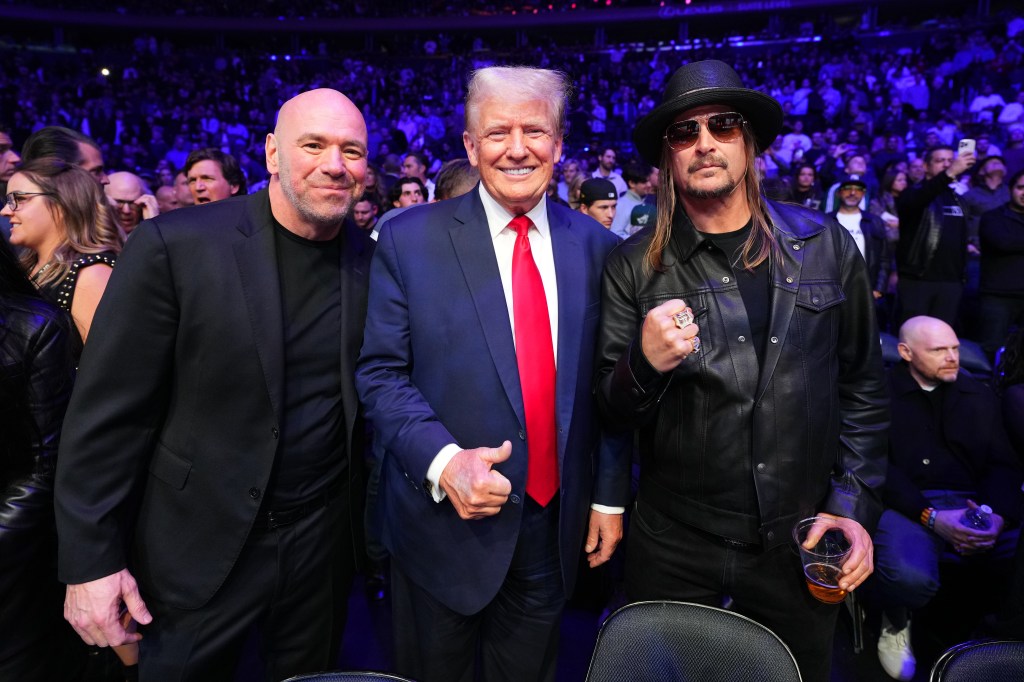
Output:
top-left (578, 177), bottom-right (618, 230)
top-left (595, 59), bottom-right (889, 681)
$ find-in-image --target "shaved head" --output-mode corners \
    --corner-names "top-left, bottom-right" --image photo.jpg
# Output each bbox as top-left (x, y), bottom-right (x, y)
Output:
top-left (267, 88), bottom-right (368, 239)
top-left (898, 316), bottom-right (960, 388)
top-left (106, 171), bottom-right (147, 197)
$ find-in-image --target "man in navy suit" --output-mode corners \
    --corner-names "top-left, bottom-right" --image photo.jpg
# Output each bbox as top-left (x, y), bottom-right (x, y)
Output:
top-left (356, 66), bottom-right (630, 682)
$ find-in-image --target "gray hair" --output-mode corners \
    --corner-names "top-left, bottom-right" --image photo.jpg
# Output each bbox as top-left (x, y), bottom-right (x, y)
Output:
top-left (464, 66), bottom-right (573, 138)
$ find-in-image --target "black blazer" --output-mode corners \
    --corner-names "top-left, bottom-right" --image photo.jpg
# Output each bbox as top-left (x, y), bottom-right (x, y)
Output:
top-left (55, 191), bottom-right (372, 609)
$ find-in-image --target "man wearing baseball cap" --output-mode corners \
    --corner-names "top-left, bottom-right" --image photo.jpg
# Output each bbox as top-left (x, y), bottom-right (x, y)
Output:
top-left (578, 177), bottom-right (618, 230)
top-left (830, 175), bottom-right (891, 303)
top-left (594, 60), bottom-right (888, 681)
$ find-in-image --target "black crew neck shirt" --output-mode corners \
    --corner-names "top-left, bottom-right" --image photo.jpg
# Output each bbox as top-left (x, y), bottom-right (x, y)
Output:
top-left (266, 221), bottom-right (346, 506)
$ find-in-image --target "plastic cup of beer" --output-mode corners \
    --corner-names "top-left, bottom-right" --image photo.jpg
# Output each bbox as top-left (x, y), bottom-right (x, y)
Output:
top-left (793, 516), bottom-right (852, 604)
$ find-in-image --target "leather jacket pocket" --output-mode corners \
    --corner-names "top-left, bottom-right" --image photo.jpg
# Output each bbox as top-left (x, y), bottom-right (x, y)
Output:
top-left (795, 281), bottom-right (845, 312)
top-left (149, 443), bottom-right (192, 490)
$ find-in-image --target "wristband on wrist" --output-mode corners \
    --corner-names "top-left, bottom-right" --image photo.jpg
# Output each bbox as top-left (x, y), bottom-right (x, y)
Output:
top-left (920, 507), bottom-right (937, 528)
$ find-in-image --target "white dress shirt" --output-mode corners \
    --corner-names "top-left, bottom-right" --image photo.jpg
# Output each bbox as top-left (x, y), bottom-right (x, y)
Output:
top-left (425, 185), bottom-right (558, 501)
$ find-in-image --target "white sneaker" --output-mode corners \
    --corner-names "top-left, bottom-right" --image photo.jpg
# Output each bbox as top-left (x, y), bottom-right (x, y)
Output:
top-left (877, 616), bottom-right (916, 681)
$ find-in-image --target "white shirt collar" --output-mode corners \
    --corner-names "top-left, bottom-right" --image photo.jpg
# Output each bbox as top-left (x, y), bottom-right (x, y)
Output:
top-left (477, 184), bottom-right (551, 241)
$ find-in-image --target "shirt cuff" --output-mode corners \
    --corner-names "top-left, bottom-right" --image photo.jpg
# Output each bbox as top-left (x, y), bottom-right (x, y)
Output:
top-left (425, 443), bottom-right (462, 503)
top-left (591, 503), bottom-right (626, 515)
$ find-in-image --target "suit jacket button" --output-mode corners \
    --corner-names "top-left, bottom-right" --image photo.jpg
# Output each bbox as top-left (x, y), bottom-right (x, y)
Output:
top-left (249, 487), bottom-right (261, 499)
top-left (518, 429), bottom-right (525, 440)
top-left (510, 494), bottom-right (521, 504)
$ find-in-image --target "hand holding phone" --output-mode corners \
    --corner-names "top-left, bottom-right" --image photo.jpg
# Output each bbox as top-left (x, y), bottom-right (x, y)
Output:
top-left (958, 139), bottom-right (976, 156)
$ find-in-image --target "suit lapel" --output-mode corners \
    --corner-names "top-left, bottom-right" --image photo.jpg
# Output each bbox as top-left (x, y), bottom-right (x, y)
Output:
top-left (449, 191), bottom-right (526, 427)
top-left (550, 206), bottom-right (583, 459)
top-left (234, 194), bottom-right (285, 420)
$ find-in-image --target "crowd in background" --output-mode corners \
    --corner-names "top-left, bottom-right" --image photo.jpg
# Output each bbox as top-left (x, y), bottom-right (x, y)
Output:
top-left (3, 5), bottom-right (1024, 681)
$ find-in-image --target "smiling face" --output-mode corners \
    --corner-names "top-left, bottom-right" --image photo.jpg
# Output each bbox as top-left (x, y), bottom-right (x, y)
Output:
top-left (463, 96), bottom-right (561, 215)
top-left (267, 88), bottom-right (367, 236)
top-left (1, 173), bottom-right (61, 253)
top-left (669, 104), bottom-right (747, 201)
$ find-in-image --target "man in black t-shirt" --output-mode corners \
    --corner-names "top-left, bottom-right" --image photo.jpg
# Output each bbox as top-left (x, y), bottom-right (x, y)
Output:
top-left (596, 60), bottom-right (888, 682)
top-left (56, 88), bottom-right (373, 681)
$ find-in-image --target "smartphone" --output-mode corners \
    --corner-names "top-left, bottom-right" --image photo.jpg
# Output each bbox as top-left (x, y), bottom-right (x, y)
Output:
top-left (958, 139), bottom-right (976, 156)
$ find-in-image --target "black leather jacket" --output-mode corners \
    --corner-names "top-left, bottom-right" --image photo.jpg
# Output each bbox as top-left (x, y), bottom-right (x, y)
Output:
top-left (596, 200), bottom-right (889, 549)
top-left (0, 296), bottom-right (75, 655)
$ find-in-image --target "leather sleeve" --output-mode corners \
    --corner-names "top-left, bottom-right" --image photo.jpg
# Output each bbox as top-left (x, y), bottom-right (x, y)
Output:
top-left (0, 313), bottom-right (74, 568)
top-left (821, 220), bottom-right (890, 534)
top-left (595, 245), bottom-right (672, 430)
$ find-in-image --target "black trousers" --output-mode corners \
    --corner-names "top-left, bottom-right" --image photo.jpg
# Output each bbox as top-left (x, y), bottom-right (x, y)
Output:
top-left (391, 497), bottom-right (565, 682)
top-left (137, 486), bottom-right (354, 682)
top-left (625, 498), bottom-right (839, 682)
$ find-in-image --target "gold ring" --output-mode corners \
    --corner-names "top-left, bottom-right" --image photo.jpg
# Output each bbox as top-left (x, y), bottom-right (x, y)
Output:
top-left (673, 310), bottom-right (693, 330)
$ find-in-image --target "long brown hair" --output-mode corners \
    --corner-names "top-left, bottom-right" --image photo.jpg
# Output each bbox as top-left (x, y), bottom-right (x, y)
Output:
top-left (644, 124), bottom-right (780, 273)
top-left (14, 157), bottom-right (124, 287)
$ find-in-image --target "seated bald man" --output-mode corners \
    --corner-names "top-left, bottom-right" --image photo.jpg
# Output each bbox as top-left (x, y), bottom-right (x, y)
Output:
top-left (873, 315), bottom-right (1022, 680)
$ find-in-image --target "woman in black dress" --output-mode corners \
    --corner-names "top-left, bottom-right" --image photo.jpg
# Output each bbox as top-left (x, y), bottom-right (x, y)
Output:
top-left (1, 157), bottom-right (123, 343)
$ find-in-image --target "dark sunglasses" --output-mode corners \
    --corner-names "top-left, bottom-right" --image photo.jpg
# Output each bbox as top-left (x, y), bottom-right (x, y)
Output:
top-left (664, 112), bottom-right (746, 151)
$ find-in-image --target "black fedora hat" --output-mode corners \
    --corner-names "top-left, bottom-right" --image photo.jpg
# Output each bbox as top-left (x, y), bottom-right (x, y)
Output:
top-left (633, 60), bottom-right (784, 166)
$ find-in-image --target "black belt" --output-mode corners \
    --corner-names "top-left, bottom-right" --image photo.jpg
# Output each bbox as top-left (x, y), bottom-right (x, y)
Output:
top-left (255, 479), bottom-right (344, 531)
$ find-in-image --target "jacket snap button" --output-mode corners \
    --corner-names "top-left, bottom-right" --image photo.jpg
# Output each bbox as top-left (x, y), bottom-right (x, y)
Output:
top-left (756, 463), bottom-right (766, 472)
top-left (770, 336), bottom-right (779, 344)
top-left (510, 494), bottom-right (521, 504)
top-left (722, 276), bottom-right (730, 284)
top-left (793, 244), bottom-right (801, 250)
top-left (518, 429), bottom-right (525, 440)
top-left (812, 296), bottom-right (820, 304)
top-left (271, 427), bottom-right (279, 439)
top-left (738, 335), bottom-right (746, 342)
top-left (786, 277), bottom-right (794, 283)
top-left (249, 487), bottom-right (261, 499)
top-left (922, 458), bottom-right (930, 465)
top-left (767, 531), bottom-right (775, 541)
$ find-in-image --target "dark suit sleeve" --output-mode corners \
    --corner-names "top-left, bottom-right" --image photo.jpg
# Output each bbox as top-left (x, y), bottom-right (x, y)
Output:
top-left (355, 224), bottom-right (459, 486)
top-left (55, 221), bottom-right (179, 584)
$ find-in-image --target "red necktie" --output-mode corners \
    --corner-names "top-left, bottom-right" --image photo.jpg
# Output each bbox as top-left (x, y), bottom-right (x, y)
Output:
top-left (510, 214), bottom-right (559, 507)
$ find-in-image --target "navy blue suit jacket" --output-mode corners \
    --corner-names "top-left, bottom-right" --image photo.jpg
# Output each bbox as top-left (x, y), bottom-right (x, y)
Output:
top-left (356, 187), bottom-right (630, 615)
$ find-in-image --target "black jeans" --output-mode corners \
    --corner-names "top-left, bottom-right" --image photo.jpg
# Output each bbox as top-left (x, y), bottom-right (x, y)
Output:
top-left (625, 498), bottom-right (839, 682)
